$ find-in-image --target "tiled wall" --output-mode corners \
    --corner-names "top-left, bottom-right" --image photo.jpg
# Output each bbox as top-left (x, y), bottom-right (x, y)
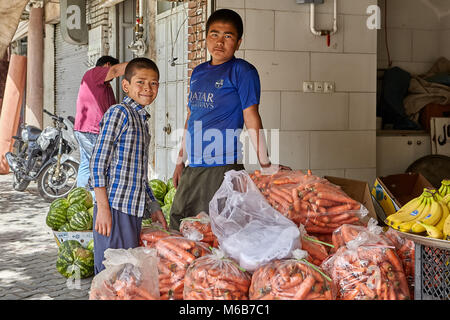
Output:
top-left (377, 0), bottom-right (449, 76)
top-left (216, 0), bottom-right (378, 184)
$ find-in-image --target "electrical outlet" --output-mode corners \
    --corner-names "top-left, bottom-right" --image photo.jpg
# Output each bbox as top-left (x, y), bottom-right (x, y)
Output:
top-left (303, 81), bottom-right (314, 93)
top-left (324, 81), bottom-right (335, 93)
top-left (314, 81), bottom-right (324, 93)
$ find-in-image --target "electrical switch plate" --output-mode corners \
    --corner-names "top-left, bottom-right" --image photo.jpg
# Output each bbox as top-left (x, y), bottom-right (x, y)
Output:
top-left (303, 81), bottom-right (314, 93)
top-left (314, 81), bottom-right (324, 93)
top-left (324, 81), bottom-right (335, 93)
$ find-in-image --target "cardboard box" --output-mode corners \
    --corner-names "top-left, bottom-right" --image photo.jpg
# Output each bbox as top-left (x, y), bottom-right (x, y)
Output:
top-left (53, 230), bottom-right (93, 249)
top-left (371, 173), bottom-right (434, 220)
top-left (324, 176), bottom-right (377, 224)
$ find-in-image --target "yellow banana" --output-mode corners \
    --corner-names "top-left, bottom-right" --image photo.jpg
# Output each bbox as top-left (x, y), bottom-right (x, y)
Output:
top-left (385, 195), bottom-right (425, 226)
top-left (395, 198), bottom-right (430, 232)
top-left (434, 201), bottom-right (449, 232)
top-left (411, 198), bottom-right (442, 233)
top-left (418, 222), bottom-right (443, 239)
top-left (438, 180), bottom-right (450, 197)
top-left (434, 192), bottom-right (444, 202)
top-left (443, 194), bottom-right (450, 206)
top-left (443, 213), bottom-right (450, 241)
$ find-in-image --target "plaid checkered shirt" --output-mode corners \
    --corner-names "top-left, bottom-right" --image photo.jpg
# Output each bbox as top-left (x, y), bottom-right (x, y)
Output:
top-left (90, 96), bottom-right (161, 218)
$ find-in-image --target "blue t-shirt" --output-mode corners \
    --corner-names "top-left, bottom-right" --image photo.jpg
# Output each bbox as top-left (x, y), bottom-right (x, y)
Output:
top-left (186, 57), bottom-right (261, 167)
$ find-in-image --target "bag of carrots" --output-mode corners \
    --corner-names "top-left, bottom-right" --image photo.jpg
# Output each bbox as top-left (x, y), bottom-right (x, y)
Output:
top-left (140, 222), bottom-right (182, 248)
top-left (155, 236), bottom-right (211, 300)
top-left (209, 170), bottom-right (301, 272)
top-left (321, 234), bottom-right (411, 300)
top-left (179, 212), bottom-right (219, 248)
top-left (250, 169), bottom-right (368, 234)
top-left (298, 224), bottom-right (334, 266)
top-left (249, 249), bottom-right (336, 300)
top-left (384, 228), bottom-right (415, 298)
top-left (331, 218), bottom-right (392, 253)
top-left (89, 247), bottom-right (160, 300)
top-left (183, 248), bottom-right (252, 300)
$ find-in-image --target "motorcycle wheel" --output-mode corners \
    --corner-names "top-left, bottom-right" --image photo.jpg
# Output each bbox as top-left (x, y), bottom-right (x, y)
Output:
top-left (37, 160), bottom-right (79, 202)
top-left (12, 174), bottom-right (30, 192)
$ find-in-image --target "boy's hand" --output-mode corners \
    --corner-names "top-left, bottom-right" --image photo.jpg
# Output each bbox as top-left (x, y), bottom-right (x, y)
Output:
top-left (95, 207), bottom-right (112, 237)
top-left (151, 210), bottom-right (168, 230)
top-left (172, 162), bottom-right (185, 189)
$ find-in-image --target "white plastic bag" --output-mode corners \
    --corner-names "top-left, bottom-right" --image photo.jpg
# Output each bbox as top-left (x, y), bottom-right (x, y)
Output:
top-left (89, 247), bottom-right (160, 300)
top-left (209, 170), bottom-right (300, 272)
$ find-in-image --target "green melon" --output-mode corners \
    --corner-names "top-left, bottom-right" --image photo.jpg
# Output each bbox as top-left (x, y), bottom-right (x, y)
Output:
top-left (149, 179), bottom-right (167, 203)
top-left (69, 209), bottom-right (93, 231)
top-left (161, 203), bottom-right (171, 227)
top-left (58, 222), bottom-right (72, 232)
top-left (67, 187), bottom-right (93, 208)
top-left (87, 239), bottom-right (94, 251)
top-left (56, 240), bottom-right (94, 279)
top-left (164, 187), bottom-right (177, 206)
top-left (166, 178), bottom-right (174, 191)
top-left (87, 207), bottom-right (94, 219)
top-left (46, 198), bottom-right (70, 230)
top-left (67, 203), bottom-right (88, 221)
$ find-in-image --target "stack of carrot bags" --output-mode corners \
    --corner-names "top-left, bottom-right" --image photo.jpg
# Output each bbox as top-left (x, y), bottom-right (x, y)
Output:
top-left (249, 169), bottom-right (368, 235)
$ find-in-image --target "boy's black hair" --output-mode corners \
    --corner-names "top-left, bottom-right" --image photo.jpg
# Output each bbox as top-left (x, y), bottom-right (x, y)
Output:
top-left (95, 55), bottom-right (119, 67)
top-left (206, 8), bottom-right (243, 40)
top-left (124, 57), bottom-right (160, 82)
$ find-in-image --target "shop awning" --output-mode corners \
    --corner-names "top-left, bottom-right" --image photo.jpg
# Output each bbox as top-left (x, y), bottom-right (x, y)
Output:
top-left (0, 0), bottom-right (30, 58)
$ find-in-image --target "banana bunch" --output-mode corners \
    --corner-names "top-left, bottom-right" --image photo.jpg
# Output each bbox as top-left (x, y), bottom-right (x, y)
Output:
top-left (435, 179), bottom-right (450, 202)
top-left (385, 188), bottom-right (450, 240)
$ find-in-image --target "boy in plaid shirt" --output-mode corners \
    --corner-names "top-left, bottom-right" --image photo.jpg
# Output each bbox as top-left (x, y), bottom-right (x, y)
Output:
top-left (90, 57), bottom-right (167, 274)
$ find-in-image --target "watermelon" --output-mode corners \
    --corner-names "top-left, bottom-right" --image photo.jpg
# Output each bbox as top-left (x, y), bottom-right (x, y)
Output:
top-left (164, 187), bottom-right (177, 206)
top-left (67, 203), bottom-right (88, 221)
top-left (67, 187), bottom-right (93, 208)
top-left (149, 179), bottom-right (167, 202)
top-left (46, 198), bottom-right (70, 230)
top-left (87, 239), bottom-right (94, 251)
top-left (58, 223), bottom-right (72, 232)
top-left (166, 178), bottom-right (174, 191)
top-left (56, 240), bottom-right (94, 279)
top-left (161, 204), bottom-right (171, 227)
top-left (87, 207), bottom-right (94, 219)
top-left (69, 209), bottom-right (93, 231)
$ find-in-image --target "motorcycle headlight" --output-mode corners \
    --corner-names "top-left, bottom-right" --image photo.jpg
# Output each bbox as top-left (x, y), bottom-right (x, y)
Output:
top-left (21, 128), bottom-right (28, 142)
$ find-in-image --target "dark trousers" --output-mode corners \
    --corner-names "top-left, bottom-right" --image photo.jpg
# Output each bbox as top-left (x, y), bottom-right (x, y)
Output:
top-left (169, 164), bottom-right (245, 230)
top-left (93, 205), bottom-right (142, 274)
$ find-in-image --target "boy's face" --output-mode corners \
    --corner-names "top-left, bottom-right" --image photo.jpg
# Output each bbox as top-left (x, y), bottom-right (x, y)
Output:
top-left (122, 68), bottom-right (159, 106)
top-left (206, 21), bottom-right (242, 65)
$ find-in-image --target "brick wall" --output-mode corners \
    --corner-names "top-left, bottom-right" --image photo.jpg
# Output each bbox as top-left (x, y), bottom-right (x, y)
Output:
top-left (187, 0), bottom-right (208, 78)
top-left (87, 0), bottom-right (110, 29)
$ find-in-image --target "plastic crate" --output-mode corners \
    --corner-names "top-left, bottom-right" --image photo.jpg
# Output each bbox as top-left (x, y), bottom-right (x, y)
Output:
top-left (414, 243), bottom-right (450, 300)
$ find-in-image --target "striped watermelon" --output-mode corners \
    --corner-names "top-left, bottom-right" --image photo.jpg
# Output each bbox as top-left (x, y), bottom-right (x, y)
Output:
top-left (87, 207), bottom-right (94, 219)
top-left (58, 222), bottom-right (72, 232)
top-left (67, 187), bottom-right (93, 208)
top-left (149, 179), bottom-right (167, 203)
top-left (67, 203), bottom-right (88, 221)
top-left (164, 187), bottom-right (177, 206)
top-left (166, 178), bottom-right (174, 191)
top-left (69, 209), bottom-right (93, 231)
top-left (56, 240), bottom-right (94, 279)
top-left (46, 198), bottom-right (70, 230)
top-left (87, 239), bottom-right (94, 251)
top-left (161, 203), bottom-right (171, 227)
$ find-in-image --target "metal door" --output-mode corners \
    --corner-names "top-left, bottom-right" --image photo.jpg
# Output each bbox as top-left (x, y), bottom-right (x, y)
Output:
top-left (154, 2), bottom-right (189, 181)
top-left (54, 23), bottom-right (89, 118)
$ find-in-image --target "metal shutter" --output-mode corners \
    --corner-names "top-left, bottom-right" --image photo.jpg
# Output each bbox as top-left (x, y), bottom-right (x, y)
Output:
top-left (54, 23), bottom-right (89, 118)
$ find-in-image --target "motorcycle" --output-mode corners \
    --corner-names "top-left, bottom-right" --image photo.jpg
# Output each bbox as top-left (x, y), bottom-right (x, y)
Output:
top-left (5, 109), bottom-right (80, 202)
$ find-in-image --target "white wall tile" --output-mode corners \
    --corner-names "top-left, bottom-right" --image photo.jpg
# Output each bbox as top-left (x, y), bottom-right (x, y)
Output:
top-left (440, 30), bottom-right (450, 60)
top-left (310, 169), bottom-right (346, 178)
top-left (349, 93), bottom-right (376, 130)
top-left (245, 10), bottom-right (274, 50)
top-left (310, 131), bottom-right (376, 169)
top-left (245, 0), bottom-right (335, 13)
top-left (345, 168), bottom-right (377, 186)
top-left (246, 51), bottom-right (310, 91)
top-left (259, 91), bottom-right (281, 130)
top-left (311, 53), bottom-right (377, 92)
top-left (216, 0), bottom-right (244, 9)
top-left (275, 11), bottom-right (344, 53)
top-left (278, 131), bottom-right (310, 170)
top-left (412, 29), bottom-right (440, 62)
top-left (382, 0), bottom-right (440, 30)
top-left (281, 92), bottom-right (349, 131)
top-left (339, 0), bottom-right (378, 15)
top-left (344, 14), bottom-right (377, 53)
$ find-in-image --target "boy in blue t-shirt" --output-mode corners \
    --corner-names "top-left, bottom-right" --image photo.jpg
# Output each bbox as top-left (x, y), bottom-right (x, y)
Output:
top-left (169, 9), bottom-right (289, 229)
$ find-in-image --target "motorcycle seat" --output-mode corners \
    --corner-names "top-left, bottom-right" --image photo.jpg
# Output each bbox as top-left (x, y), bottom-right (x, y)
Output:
top-left (28, 126), bottom-right (42, 141)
